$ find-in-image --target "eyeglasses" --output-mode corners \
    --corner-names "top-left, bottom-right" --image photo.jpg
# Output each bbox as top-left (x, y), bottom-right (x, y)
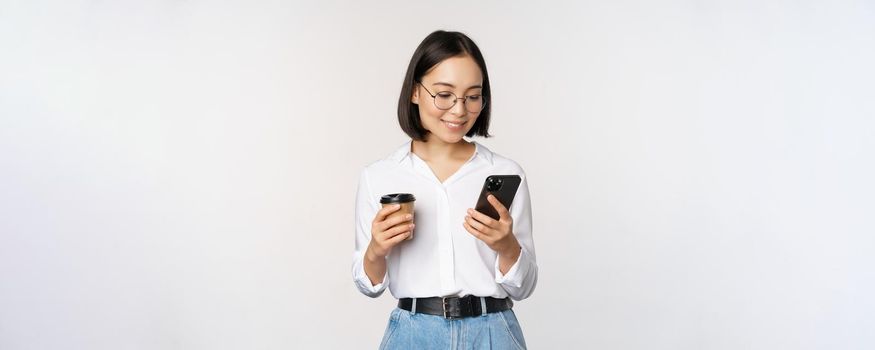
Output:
top-left (417, 82), bottom-right (487, 113)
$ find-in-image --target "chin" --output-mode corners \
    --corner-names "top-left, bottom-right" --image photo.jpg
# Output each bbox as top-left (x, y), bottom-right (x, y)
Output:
top-left (441, 134), bottom-right (467, 144)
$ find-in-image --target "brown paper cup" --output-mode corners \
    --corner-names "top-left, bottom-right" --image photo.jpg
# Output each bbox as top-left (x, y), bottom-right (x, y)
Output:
top-left (380, 193), bottom-right (416, 240)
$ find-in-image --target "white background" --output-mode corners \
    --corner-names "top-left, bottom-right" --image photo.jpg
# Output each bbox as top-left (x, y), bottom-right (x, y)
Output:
top-left (1, 1), bottom-right (873, 349)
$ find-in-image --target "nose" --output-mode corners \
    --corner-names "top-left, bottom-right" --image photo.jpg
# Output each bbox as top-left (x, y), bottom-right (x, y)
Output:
top-left (450, 97), bottom-right (467, 116)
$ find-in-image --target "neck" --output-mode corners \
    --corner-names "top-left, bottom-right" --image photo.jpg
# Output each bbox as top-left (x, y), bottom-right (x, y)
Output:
top-left (411, 135), bottom-right (472, 161)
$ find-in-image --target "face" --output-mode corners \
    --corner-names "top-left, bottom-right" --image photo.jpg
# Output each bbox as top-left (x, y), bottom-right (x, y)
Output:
top-left (411, 55), bottom-right (484, 144)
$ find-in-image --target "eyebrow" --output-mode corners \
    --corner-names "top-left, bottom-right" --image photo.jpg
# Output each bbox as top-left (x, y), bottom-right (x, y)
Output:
top-left (432, 82), bottom-right (483, 90)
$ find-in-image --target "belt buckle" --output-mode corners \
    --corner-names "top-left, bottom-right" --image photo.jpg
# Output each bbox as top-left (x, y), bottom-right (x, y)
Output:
top-left (442, 297), bottom-right (450, 319)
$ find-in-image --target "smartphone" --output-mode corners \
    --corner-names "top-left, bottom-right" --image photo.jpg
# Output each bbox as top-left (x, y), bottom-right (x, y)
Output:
top-left (474, 175), bottom-right (522, 220)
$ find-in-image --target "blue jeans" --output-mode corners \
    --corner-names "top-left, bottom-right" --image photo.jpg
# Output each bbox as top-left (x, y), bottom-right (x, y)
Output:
top-left (379, 307), bottom-right (528, 350)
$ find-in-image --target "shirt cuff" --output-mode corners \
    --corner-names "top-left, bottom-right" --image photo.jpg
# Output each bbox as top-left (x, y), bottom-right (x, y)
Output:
top-left (354, 254), bottom-right (388, 297)
top-left (494, 247), bottom-right (529, 288)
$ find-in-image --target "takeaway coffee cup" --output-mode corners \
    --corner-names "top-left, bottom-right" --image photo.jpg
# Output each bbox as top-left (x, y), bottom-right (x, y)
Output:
top-left (380, 193), bottom-right (416, 240)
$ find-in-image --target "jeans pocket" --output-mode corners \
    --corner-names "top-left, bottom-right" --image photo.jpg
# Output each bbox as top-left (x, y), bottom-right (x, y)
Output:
top-left (497, 310), bottom-right (527, 350)
top-left (379, 308), bottom-right (402, 350)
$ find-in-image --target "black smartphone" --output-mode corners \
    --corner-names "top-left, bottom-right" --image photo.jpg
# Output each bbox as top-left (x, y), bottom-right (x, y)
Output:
top-left (474, 175), bottom-right (522, 220)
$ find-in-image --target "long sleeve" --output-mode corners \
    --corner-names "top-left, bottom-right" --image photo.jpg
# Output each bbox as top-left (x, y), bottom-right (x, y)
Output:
top-left (351, 168), bottom-right (388, 297)
top-left (493, 172), bottom-right (538, 300)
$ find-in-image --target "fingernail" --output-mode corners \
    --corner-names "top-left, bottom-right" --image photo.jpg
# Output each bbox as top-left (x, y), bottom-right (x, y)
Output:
top-left (406, 214), bottom-right (413, 220)
top-left (396, 204), bottom-right (401, 209)
top-left (409, 224), bottom-right (415, 229)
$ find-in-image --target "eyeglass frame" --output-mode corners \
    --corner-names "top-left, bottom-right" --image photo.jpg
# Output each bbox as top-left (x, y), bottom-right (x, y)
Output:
top-left (416, 81), bottom-right (488, 112)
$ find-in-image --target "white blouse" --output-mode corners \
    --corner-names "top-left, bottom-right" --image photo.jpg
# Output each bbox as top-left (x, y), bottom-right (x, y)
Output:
top-left (352, 140), bottom-right (538, 300)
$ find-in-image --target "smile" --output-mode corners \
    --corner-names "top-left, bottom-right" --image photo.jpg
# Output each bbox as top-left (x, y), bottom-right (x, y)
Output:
top-left (442, 120), bottom-right (466, 130)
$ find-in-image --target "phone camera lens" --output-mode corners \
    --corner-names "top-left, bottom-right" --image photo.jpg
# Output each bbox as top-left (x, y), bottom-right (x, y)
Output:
top-left (486, 177), bottom-right (503, 192)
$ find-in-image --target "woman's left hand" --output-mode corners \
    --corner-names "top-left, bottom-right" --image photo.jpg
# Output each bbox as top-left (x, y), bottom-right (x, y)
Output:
top-left (463, 194), bottom-right (520, 257)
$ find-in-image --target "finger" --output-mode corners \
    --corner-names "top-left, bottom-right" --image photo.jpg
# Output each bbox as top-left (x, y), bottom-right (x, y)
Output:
top-left (384, 229), bottom-right (412, 247)
top-left (465, 214), bottom-right (491, 234)
top-left (382, 222), bottom-right (415, 240)
top-left (375, 204), bottom-right (402, 222)
top-left (379, 212), bottom-right (413, 231)
top-left (487, 194), bottom-right (511, 220)
top-left (463, 221), bottom-right (488, 242)
top-left (466, 208), bottom-right (496, 228)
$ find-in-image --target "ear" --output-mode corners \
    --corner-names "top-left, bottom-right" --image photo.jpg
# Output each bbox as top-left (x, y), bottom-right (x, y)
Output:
top-left (411, 85), bottom-right (419, 105)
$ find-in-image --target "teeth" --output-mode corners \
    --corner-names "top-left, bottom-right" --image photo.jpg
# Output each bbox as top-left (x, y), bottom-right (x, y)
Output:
top-left (444, 121), bottom-right (463, 127)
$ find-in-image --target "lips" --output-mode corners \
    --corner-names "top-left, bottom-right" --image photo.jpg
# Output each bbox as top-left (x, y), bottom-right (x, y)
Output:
top-left (442, 119), bottom-right (467, 131)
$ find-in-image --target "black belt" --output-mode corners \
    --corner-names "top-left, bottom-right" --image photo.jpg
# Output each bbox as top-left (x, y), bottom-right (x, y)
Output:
top-left (398, 296), bottom-right (513, 319)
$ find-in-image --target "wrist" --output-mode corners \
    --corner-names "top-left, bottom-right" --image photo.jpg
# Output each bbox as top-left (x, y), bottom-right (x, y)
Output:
top-left (366, 243), bottom-right (385, 261)
top-left (497, 239), bottom-right (521, 260)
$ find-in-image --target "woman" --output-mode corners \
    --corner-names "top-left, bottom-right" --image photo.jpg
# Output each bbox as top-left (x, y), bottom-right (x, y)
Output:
top-left (352, 30), bottom-right (538, 349)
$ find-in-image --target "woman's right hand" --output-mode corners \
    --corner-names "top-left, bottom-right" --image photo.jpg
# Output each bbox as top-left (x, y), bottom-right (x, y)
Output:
top-left (367, 204), bottom-right (415, 259)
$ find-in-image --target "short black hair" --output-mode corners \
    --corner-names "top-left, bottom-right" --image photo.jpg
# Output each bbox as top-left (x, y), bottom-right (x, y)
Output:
top-left (397, 30), bottom-right (492, 141)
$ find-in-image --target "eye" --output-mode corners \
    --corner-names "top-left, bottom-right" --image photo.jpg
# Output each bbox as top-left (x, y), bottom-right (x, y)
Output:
top-left (437, 92), bottom-right (454, 98)
top-left (466, 95), bottom-right (482, 101)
